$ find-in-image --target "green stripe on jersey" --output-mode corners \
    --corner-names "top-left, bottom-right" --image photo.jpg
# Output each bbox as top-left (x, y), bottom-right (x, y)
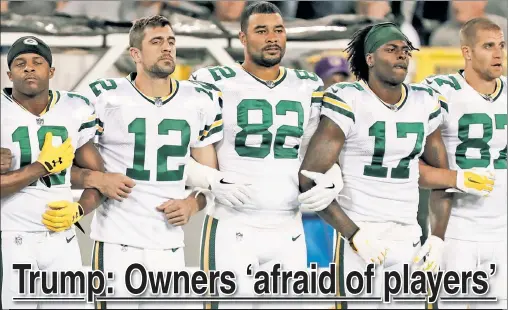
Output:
top-left (439, 100), bottom-right (449, 113)
top-left (322, 102), bottom-right (355, 123)
top-left (428, 109), bottom-right (441, 121)
top-left (79, 120), bottom-right (97, 132)
top-left (200, 125), bottom-right (223, 141)
top-left (311, 97), bottom-right (322, 103)
top-left (324, 91), bottom-right (347, 103)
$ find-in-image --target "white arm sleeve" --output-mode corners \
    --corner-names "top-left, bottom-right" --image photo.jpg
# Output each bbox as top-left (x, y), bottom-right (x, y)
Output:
top-left (184, 157), bottom-right (221, 189)
top-left (299, 107), bottom-right (320, 161)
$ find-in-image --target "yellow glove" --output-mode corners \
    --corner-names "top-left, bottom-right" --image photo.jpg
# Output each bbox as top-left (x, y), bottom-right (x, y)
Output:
top-left (42, 201), bottom-right (84, 232)
top-left (37, 132), bottom-right (74, 174)
top-left (447, 168), bottom-right (495, 197)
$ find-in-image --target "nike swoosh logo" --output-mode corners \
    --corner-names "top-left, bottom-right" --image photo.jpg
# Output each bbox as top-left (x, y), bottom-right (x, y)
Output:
top-left (171, 248), bottom-right (179, 252)
top-left (220, 178), bottom-right (233, 185)
top-left (191, 74), bottom-right (197, 80)
top-left (292, 234), bottom-right (302, 241)
top-left (331, 87), bottom-right (338, 93)
top-left (468, 178), bottom-right (481, 184)
top-left (413, 241), bottom-right (420, 247)
top-left (326, 184), bottom-right (335, 189)
top-left (66, 235), bottom-right (76, 243)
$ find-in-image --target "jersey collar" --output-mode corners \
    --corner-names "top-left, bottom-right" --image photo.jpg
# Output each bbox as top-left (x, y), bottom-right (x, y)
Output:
top-left (236, 62), bottom-right (287, 89)
top-left (359, 80), bottom-right (408, 112)
top-left (458, 69), bottom-right (504, 102)
top-left (2, 87), bottom-right (60, 116)
top-left (126, 72), bottom-right (179, 106)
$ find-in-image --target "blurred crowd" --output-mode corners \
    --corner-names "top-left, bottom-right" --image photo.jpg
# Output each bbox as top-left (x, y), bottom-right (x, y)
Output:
top-left (1, 0), bottom-right (506, 85)
top-left (1, 0), bottom-right (506, 48)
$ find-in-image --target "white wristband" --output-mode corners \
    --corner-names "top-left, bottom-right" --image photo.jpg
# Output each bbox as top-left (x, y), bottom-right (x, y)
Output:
top-left (185, 158), bottom-right (220, 189)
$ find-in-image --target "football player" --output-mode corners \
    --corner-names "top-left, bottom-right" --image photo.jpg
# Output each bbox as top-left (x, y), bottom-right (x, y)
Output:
top-left (422, 17), bottom-right (506, 309)
top-left (188, 2), bottom-right (343, 308)
top-left (1, 36), bottom-right (104, 309)
top-left (297, 22), bottom-right (489, 308)
top-left (80, 16), bottom-right (227, 309)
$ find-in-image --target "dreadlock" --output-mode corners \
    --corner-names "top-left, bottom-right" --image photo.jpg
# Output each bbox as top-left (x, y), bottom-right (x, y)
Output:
top-left (344, 25), bottom-right (373, 82)
top-left (344, 24), bottom-right (419, 82)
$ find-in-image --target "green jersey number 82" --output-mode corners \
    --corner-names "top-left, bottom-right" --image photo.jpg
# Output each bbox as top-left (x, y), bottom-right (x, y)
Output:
top-left (234, 99), bottom-right (304, 159)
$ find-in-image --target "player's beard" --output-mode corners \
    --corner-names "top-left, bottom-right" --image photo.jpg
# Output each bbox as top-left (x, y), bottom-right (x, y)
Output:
top-left (476, 66), bottom-right (501, 81)
top-left (145, 62), bottom-right (175, 79)
top-left (250, 49), bottom-right (285, 68)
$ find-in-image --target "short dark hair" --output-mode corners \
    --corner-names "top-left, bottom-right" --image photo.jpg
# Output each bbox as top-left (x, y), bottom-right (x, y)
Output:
top-left (460, 17), bottom-right (503, 46)
top-left (240, 1), bottom-right (282, 33)
top-left (129, 15), bottom-right (173, 49)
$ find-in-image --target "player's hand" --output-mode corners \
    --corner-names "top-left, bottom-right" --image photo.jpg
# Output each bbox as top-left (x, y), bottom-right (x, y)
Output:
top-left (210, 176), bottom-right (253, 207)
top-left (95, 172), bottom-right (136, 202)
top-left (37, 132), bottom-right (74, 174)
top-left (349, 228), bottom-right (389, 265)
top-left (42, 200), bottom-right (84, 232)
top-left (298, 164), bottom-right (345, 212)
top-left (156, 196), bottom-right (200, 226)
top-left (448, 168), bottom-right (495, 197)
top-left (412, 235), bottom-right (444, 273)
top-left (1, 147), bottom-right (13, 174)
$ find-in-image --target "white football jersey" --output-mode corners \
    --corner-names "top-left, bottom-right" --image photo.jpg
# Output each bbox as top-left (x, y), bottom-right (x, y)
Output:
top-left (85, 73), bottom-right (223, 249)
top-left (322, 81), bottom-right (444, 228)
top-left (424, 72), bottom-right (507, 241)
top-left (191, 65), bottom-right (323, 226)
top-left (1, 88), bottom-right (96, 231)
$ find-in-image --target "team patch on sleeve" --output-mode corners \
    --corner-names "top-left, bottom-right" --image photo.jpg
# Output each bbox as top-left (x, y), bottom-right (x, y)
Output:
top-left (322, 92), bottom-right (355, 122)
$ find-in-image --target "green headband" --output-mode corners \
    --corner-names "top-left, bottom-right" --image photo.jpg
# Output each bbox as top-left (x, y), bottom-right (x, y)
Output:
top-left (364, 23), bottom-right (409, 55)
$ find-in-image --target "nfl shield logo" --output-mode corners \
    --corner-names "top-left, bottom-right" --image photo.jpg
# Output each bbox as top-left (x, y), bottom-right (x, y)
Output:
top-left (155, 98), bottom-right (163, 107)
top-left (15, 235), bottom-right (22, 245)
top-left (236, 232), bottom-right (243, 241)
top-left (266, 81), bottom-right (275, 88)
top-left (36, 118), bottom-right (44, 126)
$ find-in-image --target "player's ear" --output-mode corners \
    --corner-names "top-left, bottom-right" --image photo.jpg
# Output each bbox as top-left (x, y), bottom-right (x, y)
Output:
top-left (366, 54), bottom-right (374, 68)
top-left (461, 45), bottom-right (472, 61)
top-left (239, 31), bottom-right (247, 46)
top-left (7, 71), bottom-right (12, 82)
top-left (49, 67), bottom-right (55, 79)
top-left (129, 47), bottom-right (142, 64)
